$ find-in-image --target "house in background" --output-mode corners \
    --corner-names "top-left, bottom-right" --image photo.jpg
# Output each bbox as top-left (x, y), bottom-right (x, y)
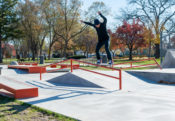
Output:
top-left (1, 43), bottom-right (16, 58)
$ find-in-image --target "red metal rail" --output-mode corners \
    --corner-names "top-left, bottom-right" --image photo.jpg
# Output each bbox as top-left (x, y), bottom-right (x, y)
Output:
top-left (71, 59), bottom-right (120, 71)
top-left (153, 58), bottom-right (162, 69)
top-left (78, 67), bottom-right (119, 79)
top-left (72, 59), bottom-right (122, 90)
top-left (40, 59), bottom-right (71, 80)
top-left (113, 58), bottom-right (153, 65)
top-left (39, 59), bottom-right (122, 90)
top-left (120, 63), bottom-right (158, 70)
top-left (113, 58), bottom-right (161, 70)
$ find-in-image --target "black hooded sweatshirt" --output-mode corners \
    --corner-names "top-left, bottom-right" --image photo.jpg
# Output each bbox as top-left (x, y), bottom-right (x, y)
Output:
top-left (83, 13), bottom-right (109, 42)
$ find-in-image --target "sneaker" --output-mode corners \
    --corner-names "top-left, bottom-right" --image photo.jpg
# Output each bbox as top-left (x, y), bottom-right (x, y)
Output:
top-left (97, 60), bottom-right (101, 65)
top-left (108, 60), bottom-right (113, 65)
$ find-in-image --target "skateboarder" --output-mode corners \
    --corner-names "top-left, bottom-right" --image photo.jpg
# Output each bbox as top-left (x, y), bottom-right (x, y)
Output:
top-left (81, 11), bottom-right (113, 65)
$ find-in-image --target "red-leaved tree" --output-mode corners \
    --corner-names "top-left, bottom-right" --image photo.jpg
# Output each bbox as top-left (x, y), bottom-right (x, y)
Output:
top-left (111, 33), bottom-right (125, 57)
top-left (116, 19), bottom-right (146, 60)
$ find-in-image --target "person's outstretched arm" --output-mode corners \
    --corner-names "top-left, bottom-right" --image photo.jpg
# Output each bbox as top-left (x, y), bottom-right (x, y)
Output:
top-left (98, 11), bottom-right (107, 24)
top-left (80, 20), bottom-right (95, 27)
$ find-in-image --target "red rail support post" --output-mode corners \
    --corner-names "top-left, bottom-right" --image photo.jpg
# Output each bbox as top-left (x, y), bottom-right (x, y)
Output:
top-left (119, 69), bottom-right (122, 90)
top-left (71, 59), bottom-right (73, 72)
top-left (153, 58), bottom-right (162, 69)
top-left (130, 62), bottom-right (132, 68)
top-left (40, 67), bottom-right (42, 80)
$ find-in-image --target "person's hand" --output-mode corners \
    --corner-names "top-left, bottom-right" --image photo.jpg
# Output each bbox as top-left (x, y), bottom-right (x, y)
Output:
top-left (80, 20), bottom-right (84, 23)
top-left (98, 11), bottom-right (101, 15)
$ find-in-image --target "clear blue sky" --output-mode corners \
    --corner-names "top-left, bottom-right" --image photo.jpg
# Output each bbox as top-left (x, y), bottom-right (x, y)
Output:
top-left (81, 0), bottom-right (128, 30)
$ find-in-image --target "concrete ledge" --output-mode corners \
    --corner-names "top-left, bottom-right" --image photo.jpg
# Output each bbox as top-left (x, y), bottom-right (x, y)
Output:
top-left (0, 76), bottom-right (38, 99)
top-left (126, 69), bottom-right (175, 82)
top-left (8, 65), bottom-right (46, 73)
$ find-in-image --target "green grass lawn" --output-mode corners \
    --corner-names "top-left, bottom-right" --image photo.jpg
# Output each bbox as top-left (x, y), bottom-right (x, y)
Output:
top-left (2, 57), bottom-right (161, 70)
top-left (76, 58), bottom-right (161, 71)
top-left (2, 58), bottom-right (63, 64)
top-left (113, 58), bottom-right (160, 65)
top-left (47, 57), bottom-right (161, 71)
top-left (0, 95), bottom-right (77, 121)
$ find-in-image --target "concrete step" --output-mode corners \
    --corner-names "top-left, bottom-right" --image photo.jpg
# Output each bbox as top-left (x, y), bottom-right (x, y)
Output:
top-left (0, 76), bottom-right (38, 99)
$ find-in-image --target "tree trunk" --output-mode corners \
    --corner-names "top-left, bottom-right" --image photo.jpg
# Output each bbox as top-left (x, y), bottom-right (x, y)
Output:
top-left (32, 51), bottom-right (35, 61)
top-left (0, 35), bottom-right (2, 63)
top-left (28, 49), bottom-right (30, 61)
top-left (60, 47), bottom-right (63, 57)
top-left (48, 45), bottom-right (52, 60)
top-left (148, 40), bottom-right (151, 58)
top-left (39, 45), bottom-right (43, 57)
top-left (74, 50), bottom-right (76, 55)
top-left (63, 41), bottom-right (68, 57)
top-left (35, 48), bottom-right (38, 62)
top-left (129, 48), bottom-right (132, 60)
top-left (84, 52), bottom-right (86, 56)
top-left (86, 51), bottom-right (89, 58)
top-left (155, 44), bottom-right (160, 58)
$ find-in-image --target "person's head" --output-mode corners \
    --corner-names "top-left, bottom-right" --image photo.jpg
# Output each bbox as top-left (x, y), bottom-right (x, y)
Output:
top-left (94, 19), bottom-right (100, 28)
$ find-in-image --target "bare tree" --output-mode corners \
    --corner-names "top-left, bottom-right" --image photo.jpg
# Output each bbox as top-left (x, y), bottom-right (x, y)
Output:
top-left (122, 0), bottom-right (175, 58)
top-left (18, 0), bottom-right (50, 60)
top-left (84, 1), bottom-right (110, 21)
top-left (39, 0), bottom-right (61, 59)
top-left (75, 28), bottom-right (97, 57)
top-left (18, 0), bottom-right (40, 61)
top-left (53, 0), bottom-right (86, 57)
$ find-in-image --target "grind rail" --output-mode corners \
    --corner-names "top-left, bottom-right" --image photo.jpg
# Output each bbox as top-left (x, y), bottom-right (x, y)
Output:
top-left (113, 58), bottom-right (161, 70)
top-left (40, 59), bottom-right (122, 90)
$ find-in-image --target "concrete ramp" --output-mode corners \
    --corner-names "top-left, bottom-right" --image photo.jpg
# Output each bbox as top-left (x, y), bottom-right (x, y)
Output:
top-left (46, 70), bottom-right (119, 90)
top-left (47, 72), bottom-right (102, 88)
top-left (126, 69), bottom-right (175, 83)
top-left (161, 49), bottom-right (175, 68)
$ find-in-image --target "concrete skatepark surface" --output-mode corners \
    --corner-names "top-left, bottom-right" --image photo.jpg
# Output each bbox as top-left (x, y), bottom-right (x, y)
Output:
top-left (1, 65), bottom-right (175, 121)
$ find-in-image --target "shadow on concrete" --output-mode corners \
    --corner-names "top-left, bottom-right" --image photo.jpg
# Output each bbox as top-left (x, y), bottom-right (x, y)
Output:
top-left (26, 88), bottom-right (116, 105)
top-left (27, 80), bottom-right (113, 93)
top-left (9, 68), bottom-right (28, 74)
top-left (25, 75), bottom-right (117, 104)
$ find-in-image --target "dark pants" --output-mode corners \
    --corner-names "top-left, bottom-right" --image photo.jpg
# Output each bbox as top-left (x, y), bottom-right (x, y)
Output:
top-left (96, 39), bottom-right (112, 60)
